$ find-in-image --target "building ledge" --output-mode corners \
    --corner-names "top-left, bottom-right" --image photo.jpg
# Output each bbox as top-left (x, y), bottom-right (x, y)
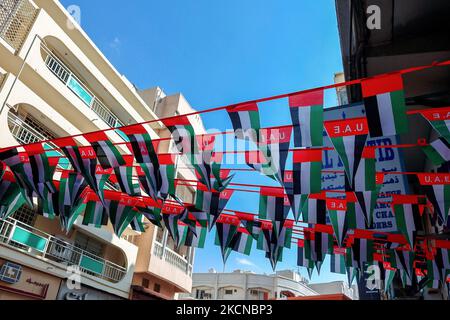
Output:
top-left (130, 285), bottom-right (171, 300)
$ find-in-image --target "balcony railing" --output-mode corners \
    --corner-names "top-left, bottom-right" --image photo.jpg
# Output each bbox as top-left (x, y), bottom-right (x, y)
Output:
top-left (153, 241), bottom-right (192, 276)
top-left (0, 0), bottom-right (37, 51)
top-left (43, 49), bottom-right (124, 128)
top-left (0, 216), bottom-right (127, 283)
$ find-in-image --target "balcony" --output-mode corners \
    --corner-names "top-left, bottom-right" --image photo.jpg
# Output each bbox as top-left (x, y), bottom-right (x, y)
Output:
top-left (147, 240), bottom-right (193, 292)
top-left (0, 216), bottom-right (127, 283)
top-left (42, 48), bottom-right (124, 129)
top-left (0, 0), bottom-right (37, 51)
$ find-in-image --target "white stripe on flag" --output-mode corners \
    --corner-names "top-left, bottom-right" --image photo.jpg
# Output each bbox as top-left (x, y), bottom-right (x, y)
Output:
top-left (300, 161), bottom-right (311, 193)
top-left (297, 106), bottom-right (312, 147)
top-left (377, 93), bottom-right (396, 135)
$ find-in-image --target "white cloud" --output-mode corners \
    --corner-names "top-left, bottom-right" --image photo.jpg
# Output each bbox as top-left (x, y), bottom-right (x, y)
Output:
top-left (235, 257), bottom-right (256, 267)
top-left (109, 37), bottom-right (121, 53)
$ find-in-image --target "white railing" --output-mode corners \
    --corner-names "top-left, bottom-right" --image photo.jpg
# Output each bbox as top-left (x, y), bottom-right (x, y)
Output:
top-left (0, 217), bottom-right (127, 283)
top-left (0, 0), bottom-right (37, 51)
top-left (153, 241), bottom-right (192, 275)
top-left (43, 49), bottom-right (124, 128)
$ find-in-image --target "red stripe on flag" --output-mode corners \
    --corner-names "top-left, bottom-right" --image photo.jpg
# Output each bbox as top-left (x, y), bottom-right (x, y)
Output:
top-left (226, 102), bottom-right (259, 113)
top-left (324, 117), bottom-right (369, 137)
top-left (293, 148), bottom-right (322, 163)
top-left (419, 106), bottom-right (450, 121)
top-left (216, 214), bottom-right (240, 226)
top-left (361, 73), bottom-right (404, 97)
top-left (289, 90), bottom-right (324, 108)
top-left (79, 146), bottom-right (97, 159)
top-left (245, 150), bottom-right (269, 164)
top-left (23, 143), bottom-right (45, 156)
top-left (235, 211), bottom-right (257, 221)
top-left (83, 131), bottom-right (109, 142)
top-left (326, 198), bottom-right (347, 211)
top-left (158, 153), bottom-right (176, 165)
top-left (119, 124), bottom-right (148, 135)
top-left (417, 173), bottom-right (450, 185)
top-left (53, 137), bottom-right (77, 148)
top-left (161, 115), bottom-right (192, 127)
top-left (259, 126), bottom-right (292, 144)
top-left (362, 146), bottom-right (376, 159)
top-left (260, 186), bottom-right (285, 197)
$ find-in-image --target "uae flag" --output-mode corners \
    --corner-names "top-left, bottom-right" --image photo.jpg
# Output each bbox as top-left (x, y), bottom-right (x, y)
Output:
top-left (162, 203), bottom-right (185, 246)
top-left (288, 90), bottom-right (324, 148)
top-left (195, 185), bottom-right (234, 231)
top-left (258, 187), bottom-right (291, 234)
top-left (421, 137), bottom-right (450, 167)
top-left (184, 204), bottom-right (208, 228)
top-left (255, 126), bottom-right (292, 184)
top-left (54, 138), bottom-right (111, 204)
top-left (227, 102), bottom-right (261, 143)
top-left (179, 207), bottom-right (199, 237)
top-left (419, 106), bottom-right (450, 143)
top-left (288, 148), bottom-right (322, 196)
top-left (346, 267), bottom-right (359, 287)
top-left (138, 198), bottom-right (164, 227)
top-left (138, 154), bottom-right (176, 201)
top-left (23, 143), bottom-right (58, 196)
top-left (120, 123), bottom-right (159, 165)
top-left (297, 239), bottom-right (316, 274)
top-left (162, 115), bottom-right (198, 159)
top-left (111, 156), bottom-right (141, 197)
top-left (227, 228), bottom-right (254, 256)
top-left (348, 147), bottom-right (377, 191)
top-left (266, 246), bottom-right (284, 271)
top-left (244, 150), bottom-right (276, 181)
top-left (330, 252), bottom-right (346, 275)
top-left (418, 173), bottom-right (450, 224)
top-left (195, 151), bottom-right (234, 193)
top-left (283, 171), bottom-right (309, 221)
top-left (302, 193), bottom-right (327, 226)
top-left (304, 231), bottom-right (333, 262)
top-left (235, 212), bottom-right (262, 240)
top-left (351, 238), bottom-right (375, 269)
top-left (384, 267), bottom-right (397, 292)
top-left (82, 193), bottom-right (109, 228)
top-left (58, 171), bottom-right (87, 231)
top-left (184, 223), bottom-right (207, 248)
top-left (83, 131), bottom-right (125, 169)
top-left (103, 192), bottom-right (138, 237)
top-left (0, 172), bottom-right (26, 220)
top-left (130, 212), bottom-right (146, 232)
top-left (355, 190), bottom-right (379, 228)
top-left (215, 214), bottom-right (240, 260)
top-left (392, 195), bottom-right (421, 249)
top-left (325, 117), bottom-right (369, 188)
top-left (362, 73), bottom-right (408, 137)
top-left (327, 198), bottom-right (349, 247)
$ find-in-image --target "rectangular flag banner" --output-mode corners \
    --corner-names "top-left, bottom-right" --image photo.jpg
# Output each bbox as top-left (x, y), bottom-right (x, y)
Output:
top-left (362, 73), bottom-right (408, 137)
top-left (112, 155), bottom-right (141, 197)
top-left (325, 117), bottom-right (369, 189)
top-left (288, 90), bottom-right (324, 147)
top-left (227, 102), bottom-right (261, 143)
top-left (119, 123), bottom-right (159, 165)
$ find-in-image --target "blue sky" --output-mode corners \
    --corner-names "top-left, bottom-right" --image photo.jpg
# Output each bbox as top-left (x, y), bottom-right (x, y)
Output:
top-left (61, 0), bottom-right (347, 283)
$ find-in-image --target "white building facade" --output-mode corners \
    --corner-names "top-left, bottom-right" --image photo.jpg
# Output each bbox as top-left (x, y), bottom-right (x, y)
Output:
top-left (0, 0), bottom-right (200, 300)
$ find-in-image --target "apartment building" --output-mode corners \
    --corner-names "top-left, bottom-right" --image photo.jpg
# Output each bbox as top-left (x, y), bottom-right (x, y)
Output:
top-left (0, 0), bottom-right (199, 300)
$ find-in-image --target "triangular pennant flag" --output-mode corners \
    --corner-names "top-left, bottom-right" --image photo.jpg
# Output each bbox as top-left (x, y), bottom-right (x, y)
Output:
top-left (421, 137), bottom-right (450, 166)
top-left (330, 252), bottom-right (346, 275)
top-left (362, 73), bottom-right (408, 137)
top-left (129, 212), bottom-right (146, 232)
top-left (301, 193), bottom-right (327, 226)
top-left (103, 193), bottom-right (138, 237)
top-left (327, 198), bottom-right (348, 247)
top-left (184, 223), bottom-right (207, 248)
top-left (138, 154), bottom-right (176, 201)
top-left (195, 185), bottom-right (234, 231)
top-left (112, 155), bottom-right (141, 197)
top-left (82, 193), bottom-right (109, 228)
top-left (325, 117), bottom-right (368, 188)
top-left (83, 131), bottom-right (126, 169)
top-left (349, 147), bottom-right (377, 191)
top-left (255, 126), bottom-right (293, 184)
top-left (418, 173), bottom-right (450, 224)
top-left (351, 238), bottom-right (375, 269)
top-left (58, 170), bottom-right (88, 231)
top-left (384, 268), bottom-right (397, 292)
top-left (0, 172), bottom-right (27, 220)
top-left (288, 90), bottom-right (324, 148)
top-left (227, 228), bottom-right (254, 256)
top-left (162, 203), bottom-right (185, 246)
top-left (419, 107), bottom-right (450, 143)
top-left (235, 212), bottom-right (262, 240)
top-left (162, 115), bottom-right (198, 159)
top-left (355, 189), bottom-right (379, 228)
top-left (258, 187), bottom-right (291, 235)
top-left (392, 195), bottom-right (421, 249)
top-left (120, 123), bottom-right (159, 165)
top-left (215, 214), bottom-right (240, 262)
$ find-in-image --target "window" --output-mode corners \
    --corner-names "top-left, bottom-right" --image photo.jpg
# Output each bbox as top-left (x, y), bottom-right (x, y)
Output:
top-left (195, 290), bottom-right (212, 299)
top-left (74, 232), bottom-right (104, 257)
top-left (154, 283), bottom-right (161, 293)
top-left (225, 289), bottom-right (233, 295)
top-left (12, 205), bottom-right (37, 226)
top-left (250, 290), bottom-right (259, 296)
top-left (142, 278), bottom-right (149, 288)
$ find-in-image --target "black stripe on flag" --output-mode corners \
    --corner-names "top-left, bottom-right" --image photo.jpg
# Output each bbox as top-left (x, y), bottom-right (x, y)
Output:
top-left (364, 95), bottom-right (383, 137)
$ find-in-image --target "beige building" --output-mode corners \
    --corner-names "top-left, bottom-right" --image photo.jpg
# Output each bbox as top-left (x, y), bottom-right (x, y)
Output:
top-left (0, 0), bottom-right (200, 300)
